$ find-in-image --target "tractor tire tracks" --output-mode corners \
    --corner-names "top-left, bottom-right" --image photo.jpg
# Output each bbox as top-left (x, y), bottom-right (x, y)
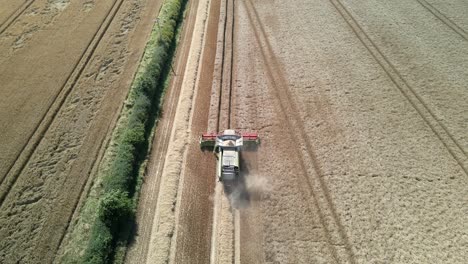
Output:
top-left (209, 0), bottom-right (238, 262)
top-left (0, 0), bottom-right (124, 207)
top-left (243, 0), bottom-right (357, 263)
top-left (0, 0), bottom-right (37, 35)
top-left (330, 0), bottom-right (468, 176)
top-left (416, 0), bottom-right (468, 41)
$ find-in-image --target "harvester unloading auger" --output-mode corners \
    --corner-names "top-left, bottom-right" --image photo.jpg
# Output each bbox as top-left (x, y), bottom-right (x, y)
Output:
top-left (200, 130), bottom-right (259, 182)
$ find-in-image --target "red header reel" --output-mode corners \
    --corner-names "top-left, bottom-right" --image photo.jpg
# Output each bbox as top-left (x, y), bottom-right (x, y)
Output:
top-left (240, 132), bottom-right (259, 142)
top-left (199, 130), bottom-right (260, 149)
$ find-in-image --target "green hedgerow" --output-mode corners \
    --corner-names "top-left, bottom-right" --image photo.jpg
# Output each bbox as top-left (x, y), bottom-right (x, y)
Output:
top-left (82, 0), bottom-right (187, 262)
top-left (99, 190), bottom-right (133, 229)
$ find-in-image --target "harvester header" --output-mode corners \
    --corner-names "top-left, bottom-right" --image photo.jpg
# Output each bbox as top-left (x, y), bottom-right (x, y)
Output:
top-left (200, 130), bottom-right (259, 149)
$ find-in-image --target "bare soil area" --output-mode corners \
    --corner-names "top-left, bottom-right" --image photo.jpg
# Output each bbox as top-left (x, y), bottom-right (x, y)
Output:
top-left (131, 0), bottom-right (468, 263)
top-left (0, 0), bottom-right (164, 262)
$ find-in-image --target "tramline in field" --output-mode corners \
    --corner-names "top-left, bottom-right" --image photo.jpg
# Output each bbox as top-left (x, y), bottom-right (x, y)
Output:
top-left (200, 129), bottom-right (259, 182)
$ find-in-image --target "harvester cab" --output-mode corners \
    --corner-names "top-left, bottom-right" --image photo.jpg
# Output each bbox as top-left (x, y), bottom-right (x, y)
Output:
top-left (200, 129), bottom-right (259, 182)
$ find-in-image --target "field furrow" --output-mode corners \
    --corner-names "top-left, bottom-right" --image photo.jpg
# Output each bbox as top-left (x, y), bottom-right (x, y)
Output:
top-left (0, 0), bottom-right (164, 262)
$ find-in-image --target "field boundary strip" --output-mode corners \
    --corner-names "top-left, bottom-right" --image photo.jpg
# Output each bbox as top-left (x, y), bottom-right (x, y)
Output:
top-left (330, 0), bottom-right (468, 176)
top-left (243, 0), bottom-right (357, 263)
top-left (77, 0), bottom-right (190, 262)
top-left (125, 0), bottom-right (198, 262)
top-left (0, 0), bottom-right (125, 207)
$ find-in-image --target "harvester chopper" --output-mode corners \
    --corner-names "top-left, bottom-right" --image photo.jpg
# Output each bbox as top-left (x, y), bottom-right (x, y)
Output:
top-left (200, 129), bottom-right (259, 182)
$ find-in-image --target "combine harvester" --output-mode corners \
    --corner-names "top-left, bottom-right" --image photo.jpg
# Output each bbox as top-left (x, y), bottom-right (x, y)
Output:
top-left (200, 130), bottom-right (259, 182)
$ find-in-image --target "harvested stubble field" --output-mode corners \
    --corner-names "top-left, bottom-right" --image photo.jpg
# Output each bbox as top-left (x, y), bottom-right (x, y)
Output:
top-left (128, 0), bottom-right (468, 263)
top-left (0, 0), bottom-right (164, 262)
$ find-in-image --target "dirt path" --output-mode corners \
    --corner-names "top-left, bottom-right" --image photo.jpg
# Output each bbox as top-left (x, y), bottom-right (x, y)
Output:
top-left (125, 0), bottom-right (218, 263)
top-left (124, 0), bottom-right (209, 262)
top-left (0, 0), bottom-right (163, 262)
top-left (130, 0), bottom-right (468, 263)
